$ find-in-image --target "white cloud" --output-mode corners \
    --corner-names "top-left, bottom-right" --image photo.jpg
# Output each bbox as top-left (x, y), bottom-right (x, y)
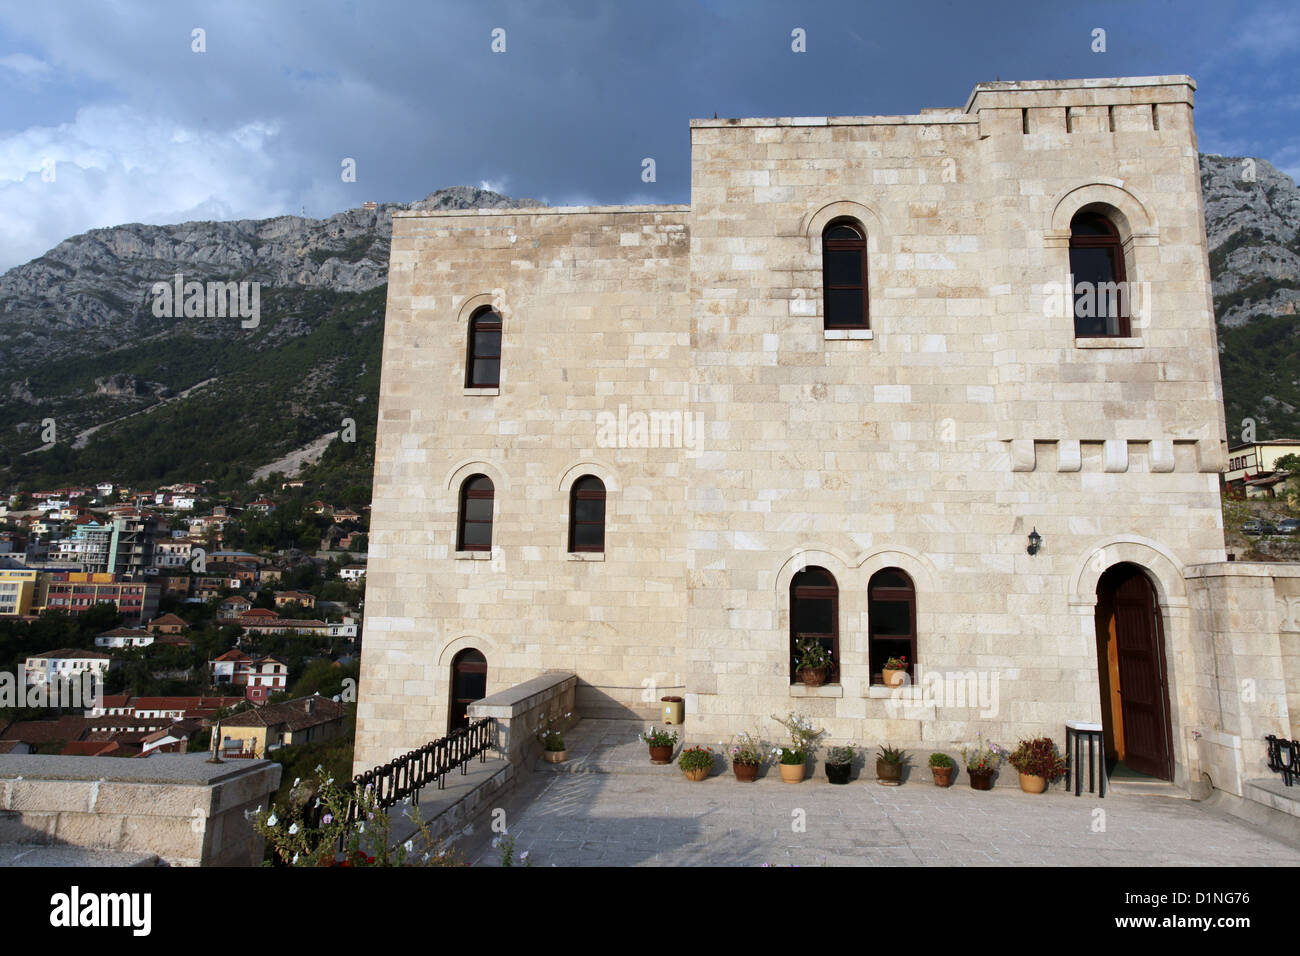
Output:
top-left (0, 105), bottom-right (293, 271)
top-left (0, 52), bottom-right (52, 77)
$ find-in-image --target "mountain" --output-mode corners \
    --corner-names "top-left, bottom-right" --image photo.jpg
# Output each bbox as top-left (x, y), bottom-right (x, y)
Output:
top-left (0, 187), bottom-right (541, 492)
top-left (0, 157), bottom-right (1297, 495)
top-left (1200, 155), bottom-right (1300, 439)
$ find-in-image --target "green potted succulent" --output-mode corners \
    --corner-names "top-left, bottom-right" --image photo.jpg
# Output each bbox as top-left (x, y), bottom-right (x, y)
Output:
top-left (825, 744), bottom-right (856, 785)
top-left (678, 745), bottom-right (715, 781)
top-left (928, 752), bottom-right (954, 787)
top-left (793, 637), bottom-right (833, 687)
top-left (959, 736), bottom-right (1008, 790)
top-left (876, 744), bottom-right (906, 785)
top-left (1007, 737), bottom-right (1068, 793)
top-left (729, 731), bottom-right (765, 781)
top-left (639, 726), bottom-right (680, 765)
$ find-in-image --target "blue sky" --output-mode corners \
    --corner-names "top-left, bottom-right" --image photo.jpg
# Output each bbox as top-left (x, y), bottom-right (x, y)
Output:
top-left (0, 0), bottom-right (1295, 271)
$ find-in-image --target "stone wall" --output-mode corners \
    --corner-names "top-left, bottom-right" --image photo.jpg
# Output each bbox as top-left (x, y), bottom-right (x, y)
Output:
top-left (466, 671), bottom-right (577, 771)
top-left (1185, 561), bottom-right (1299, 795)
top-left (357, 76), bottom-right (1237, 790)
top-left (0, 753), bottom-right (279, 866)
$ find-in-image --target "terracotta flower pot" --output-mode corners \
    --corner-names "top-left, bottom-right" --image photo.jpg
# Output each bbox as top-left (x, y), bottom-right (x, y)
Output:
top-left (876, 759), bottom-right (903, 786)
top-left (733, 762), bottom-right (760, 782)
top-left (779, 761), bottom-right (806, 784)
top-left (799, 666), bottom-right (828, 687)
top-left (684, 767), bottom-right (709, 782)
top-left (542, 749), bottom-right (567, 764)
top-left (648, 745), bottom-right (674, 765)
top-left (969, 769), bottom-right (995, 791)
top-left (1018, 772), bottom-right (1047, 794)
top-left (931, 766), bottom-right (953, 787)
top-left (882, 668), bottom-right (906, 688)
top-left (826, 762), bottom-right (852, 785)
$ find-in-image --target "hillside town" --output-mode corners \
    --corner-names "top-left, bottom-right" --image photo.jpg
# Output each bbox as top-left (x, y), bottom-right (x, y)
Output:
top-left (0, 478), bottom-right (364, 765)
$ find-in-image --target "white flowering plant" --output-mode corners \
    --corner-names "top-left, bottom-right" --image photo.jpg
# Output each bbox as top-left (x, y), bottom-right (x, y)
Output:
top-left (534, 711), bottom-right (571, 753)
top-left (251, 771), bottom-right (463, 867)
top-left (770, 711), bottom-right (825, 754)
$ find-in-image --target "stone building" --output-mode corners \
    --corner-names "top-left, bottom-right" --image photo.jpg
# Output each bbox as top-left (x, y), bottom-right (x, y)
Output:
top-left (355, 76), bottom-right (1296, 802)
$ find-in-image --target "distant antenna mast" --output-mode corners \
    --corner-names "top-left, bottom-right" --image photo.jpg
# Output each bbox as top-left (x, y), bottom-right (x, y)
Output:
top-left (300, 205), bottom-right (306, 218)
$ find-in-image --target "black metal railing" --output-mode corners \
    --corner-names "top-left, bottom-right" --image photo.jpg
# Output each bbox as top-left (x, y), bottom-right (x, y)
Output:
top-left (1265, 734), bottom-right (1299, 786)
top-left (300, 717), bottom-right (495, 832)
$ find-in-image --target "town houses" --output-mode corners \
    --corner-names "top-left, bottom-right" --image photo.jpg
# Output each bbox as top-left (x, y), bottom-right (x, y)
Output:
top-left (0, 483), bottom-right (366, 758)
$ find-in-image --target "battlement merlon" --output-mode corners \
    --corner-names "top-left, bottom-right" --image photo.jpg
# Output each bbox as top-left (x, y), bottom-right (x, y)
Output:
top-left (687, 75), bottom-right (1196, 132)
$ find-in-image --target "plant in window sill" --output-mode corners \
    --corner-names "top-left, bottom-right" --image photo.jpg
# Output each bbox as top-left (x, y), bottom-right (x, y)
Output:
top-left (881, 655), bottom-right (909, 688)
top-left (793, 637), bottom-right (833, 687)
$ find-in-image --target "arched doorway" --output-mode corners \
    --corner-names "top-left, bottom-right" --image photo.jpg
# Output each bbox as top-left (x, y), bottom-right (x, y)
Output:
top-left (448, 649), bottom-right (487, 733)
top-left (1095, 564), bottom-right (1173, 780)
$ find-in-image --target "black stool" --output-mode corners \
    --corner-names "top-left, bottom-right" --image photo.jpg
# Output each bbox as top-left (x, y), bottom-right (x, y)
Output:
top-left (1065, 720), bottom-right (1106, 797)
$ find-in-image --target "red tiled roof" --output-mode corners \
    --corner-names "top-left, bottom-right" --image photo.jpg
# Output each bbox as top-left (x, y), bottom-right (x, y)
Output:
top-left (214, 649), bottom-right (251, 662)
top-left (147, 613), bottom-right (188, 628)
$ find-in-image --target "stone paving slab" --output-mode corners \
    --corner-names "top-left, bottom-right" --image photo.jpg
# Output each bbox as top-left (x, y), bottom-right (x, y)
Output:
top-left (463, 735), bottom-right (1300, 867)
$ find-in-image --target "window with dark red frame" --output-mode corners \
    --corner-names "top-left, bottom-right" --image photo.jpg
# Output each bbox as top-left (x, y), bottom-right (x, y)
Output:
top-left (868, 568), bottom-right (916, 684)
top-left (822, 221), bottom-right (868, 329)
top-left (790, 567), bottom-right (839, 683)
top-left (466, 307), bottom-right (502, 387)
top-left (1069, 212), bottom-right (1130, 338)
top-left (568, 476), bottom-right (606, 553)
top-left (457, 475), bottom-right (494, 551)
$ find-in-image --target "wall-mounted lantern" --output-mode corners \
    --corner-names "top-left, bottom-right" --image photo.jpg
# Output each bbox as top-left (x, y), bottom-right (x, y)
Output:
top-left (1026, 528), bottom-right (1042, 556)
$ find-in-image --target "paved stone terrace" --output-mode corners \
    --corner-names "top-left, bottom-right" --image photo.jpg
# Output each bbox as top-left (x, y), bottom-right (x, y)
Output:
top-left (458, 721), bottom-right (1300, 867)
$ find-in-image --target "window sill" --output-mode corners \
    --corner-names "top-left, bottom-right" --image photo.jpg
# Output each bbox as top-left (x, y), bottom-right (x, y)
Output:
top-left (823, 328), bottom-right (873, 341)
top-left (463, 387), bottom-right (500, 396)
top-left (789, 683), bottom-right (843, 698)
top-left (566, 552), bottom-right (605, 562)
top-left (1074, 337), bottom-right (1143, 349)
top-left (454, 550), bottom-right (494, 560)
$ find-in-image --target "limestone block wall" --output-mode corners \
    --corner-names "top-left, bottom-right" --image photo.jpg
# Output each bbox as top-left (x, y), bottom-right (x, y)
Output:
top-left (358, 76), bottom-right (1236, 790)
top-left (680, 76), bottom-right (1226, 767)
top-left (1183, 563), bottom-right (1299, 795)
top-left (355, 207), bottom-right (694, 770)
top-left (0, 754), bottom-right (278, 866)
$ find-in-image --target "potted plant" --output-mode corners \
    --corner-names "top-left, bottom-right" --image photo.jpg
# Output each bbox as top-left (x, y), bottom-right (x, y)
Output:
top-left (773, 746), bottom-right (808, 783)
top-left (881, 654), bottom-right (909, 688)
top-left (959, 736), bottom-right (1007, 790)
top-left (876, 744), bottom-right (906, 785)
top-left (1007, 737), bottom-right (1068, 793)
top-left (678, 745), bottom-right (714, 781)
top-left (793, 637), bottom-right (833, 687)
top-left (928, 752), bottom-right (954, 787)
top-left (639, 726), bottom-right (680, 765)
top-left (729, 731), bottom-right (764, 782)
top-left (825, 744), bottom-right (856, 785)
top-left (769, 712), bottom-right (825, 784)
top-left (534, 712), bottom-right (570, 764)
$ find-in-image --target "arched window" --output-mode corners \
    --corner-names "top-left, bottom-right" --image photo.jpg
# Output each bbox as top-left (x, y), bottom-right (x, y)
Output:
top-left (456, 475), bottom-right (494, 551)
top-left (1069, 212), bottom-right (1129, 337)
top-left (822, 220), bottom-right (868, 330)
top-left (568, 476), bottom-right (606, 553)
top-left (868, 568), bottom-right (915, 684)
top-left (466, 307), bottom-right (502, 387)
top-left (790, 566), bottom-right (838, 683)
